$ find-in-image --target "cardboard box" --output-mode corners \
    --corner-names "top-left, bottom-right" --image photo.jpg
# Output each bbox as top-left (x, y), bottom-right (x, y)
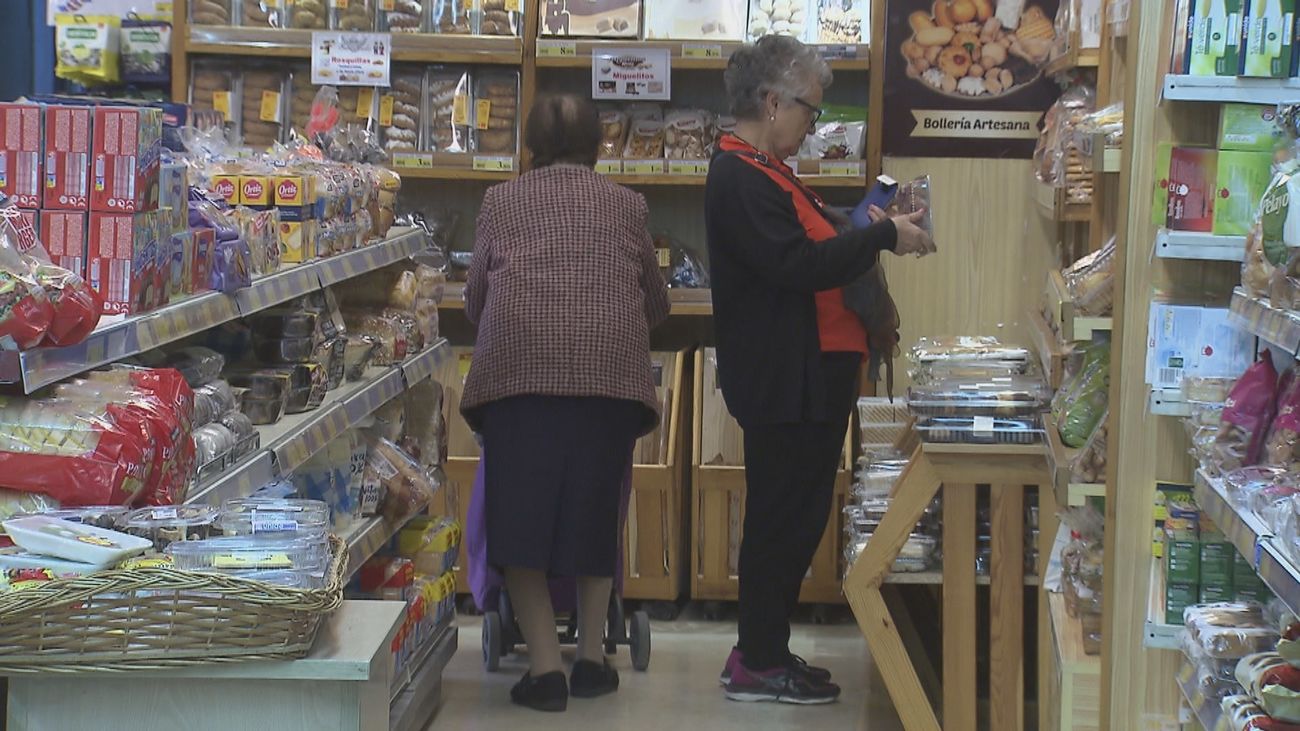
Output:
top-left (1200, 540), bottom-right (1235, 584)
top-left (540, 0), bottom-right (643, 38)
top-left (166, 231), bottom-right (190, 303)
top-left (1167, 146), bottom-right (1218, 232)
top-left (1187, 0), bottom-right (1244, 75)
top-left (239, 175), bottom-right (271, 209)
top-left (1152, 142), bottom-right (1175, 227)
top-left (1200, 582), bottom-right (1236, 603)
top-left (87, 211), bottom-right (158, 315)
top-left (41, 105), bottom-right (92, 210)
top-left (1219, 103), bottom-right (1282, 151)
top-left (1213, 150), bottom-right (1275, 235)
top-left (192, 227), bottom-right (215, 293)
top-left (0, 104), bottom-right (43, 209)
top-left (1145, 303), bottom-right (1256, 390)
top-left (279, 219), bottom-right (318, 264)
top-left (273, 174), bottom-right (311, 209)
top-left (1166, 581), bottom-right (1200, 625)
top-left (1165, 520), bottom-right (1202, 585)
top-left (210, 173), bottom-right (239, 205)
top-left (40, 210), bottom-right (88, 275)
top-left (1241, 0), bottom-right (1296, 76)
top-left (644, 0), bottom-right (745, 40)
top-left (90, 106), bottom-right (161, 213)
top-left (157, 161), bottom-right (188, 238)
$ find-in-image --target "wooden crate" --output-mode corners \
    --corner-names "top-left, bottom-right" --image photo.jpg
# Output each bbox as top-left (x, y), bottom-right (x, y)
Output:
top-left (1045, 592), bottom-right (1101, 731)
top-left (690, 349), bottom-right (851, 604)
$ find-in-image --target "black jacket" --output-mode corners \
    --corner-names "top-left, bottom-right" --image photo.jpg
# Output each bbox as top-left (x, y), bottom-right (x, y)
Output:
top-left (704, 151), bottom-right (898, 427)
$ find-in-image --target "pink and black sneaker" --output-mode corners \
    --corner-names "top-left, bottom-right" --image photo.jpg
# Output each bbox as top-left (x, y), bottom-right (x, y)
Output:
top-left (723, 660), bottom-right (841, 705)
top-left (719, 647), bottom-right (833, 686)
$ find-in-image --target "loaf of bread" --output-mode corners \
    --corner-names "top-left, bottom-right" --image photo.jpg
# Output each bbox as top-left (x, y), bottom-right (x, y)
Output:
top-left (383, 71), bottom-right (423, 153)
top-left (190, 0), bottom-right (232, 25)
top-left (474, 73), bottom-right (518, 154)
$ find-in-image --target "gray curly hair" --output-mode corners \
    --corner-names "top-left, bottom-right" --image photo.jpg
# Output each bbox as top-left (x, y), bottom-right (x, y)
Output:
top-left (724, 35), bottom-right (833, 121)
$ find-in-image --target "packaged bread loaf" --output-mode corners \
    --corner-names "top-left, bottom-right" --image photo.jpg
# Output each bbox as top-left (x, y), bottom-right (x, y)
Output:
top-left (383, 0), bottom-right (426, 31)
top-left (473, 71), bottom-right (519, 155)
top-left (331, 0), bottom-right (376, 30)
top-left (432, 0), bottom-right (472, 32)
top-left (384, 71), bottom-right (424, 154)
top-left (190, 0), bottom-right (233, 25)
top-left (427, 67), bottom-right (471, 153)
top-left (290, 0), bottom-right (329, 28)
top-left (288, 65), bottom-right (318, 135)
top-left (1186, 603), bottom-right (1281, 660)
top-left (190, 62), bottom-right (237, 127)
top-left (599, 109), bottom-right (628, 158)
top-left (477, 0), bottom-right (521, 35)
top-left (664, 110), bottom-right (711, 159)
top-left (624, 118), bottom-right (665, 158)
top-left (240, 69), bottom-right (289, 148)
top-left (243, 1), bottom-right (288, 27)
top-left (1236, 653), bottom-right (1300, 723)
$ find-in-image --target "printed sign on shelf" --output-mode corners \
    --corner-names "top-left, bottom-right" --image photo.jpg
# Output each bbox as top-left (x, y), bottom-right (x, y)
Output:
top-left (592, 47), bottom-right (671, 101)
top-left (311, 31), bottom-right (392, 87)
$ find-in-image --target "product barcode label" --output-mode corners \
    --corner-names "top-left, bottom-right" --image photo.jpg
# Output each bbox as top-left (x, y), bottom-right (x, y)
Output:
top-left (251, 512), bottom-right (298, 533)
top-left (1157, 367), bottom-right (1183, 388)
top-left (973, 416), bottom-right (995, 437)
top-left (151, 507), bottom-right (178, 520)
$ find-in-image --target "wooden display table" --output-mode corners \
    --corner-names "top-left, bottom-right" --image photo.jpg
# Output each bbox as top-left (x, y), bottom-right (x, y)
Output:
top-left (843, 441), bottom-right (1052, 731)
top-left (4, 600), bottom-right (457, 731)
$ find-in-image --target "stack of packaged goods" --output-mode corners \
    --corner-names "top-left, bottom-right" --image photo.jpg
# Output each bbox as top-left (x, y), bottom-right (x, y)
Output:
top-left (842, 448), bottom-right (939, 574)
top-left (1034, 82), bottom-right (1097, 206)
top-left (1059, 506), bottom-right (1105, 654)
top-left (1162, 490), bottom-right (1271, 628)
top-left (194, 0), bottom-right (522, 36)
top-left (906, 336), bottom-right (1047, 445)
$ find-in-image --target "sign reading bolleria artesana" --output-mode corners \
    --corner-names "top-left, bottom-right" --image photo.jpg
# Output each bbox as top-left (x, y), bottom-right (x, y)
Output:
top-left (882, 0), bottom-right (1064, 159)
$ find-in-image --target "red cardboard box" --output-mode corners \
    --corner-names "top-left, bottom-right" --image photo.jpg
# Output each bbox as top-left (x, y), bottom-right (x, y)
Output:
top-left (42, 105), bottom-right (92, 210)
top-left (88, 211), bottom-right (158, 315)
top-left (192, 227), bottom-right (215, 294)
top-left (1167, 146), bottom-right (1219, 232)
top-left (91, 107), bottom-right (162, 213)
top-left (40, 210), bottom-right (88, 275)
top-left (0, 104), bottom-right (43, 209)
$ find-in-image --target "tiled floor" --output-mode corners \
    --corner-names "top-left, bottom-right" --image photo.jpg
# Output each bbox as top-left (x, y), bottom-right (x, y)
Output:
top-left (430, 612), bottom-right (906, 730)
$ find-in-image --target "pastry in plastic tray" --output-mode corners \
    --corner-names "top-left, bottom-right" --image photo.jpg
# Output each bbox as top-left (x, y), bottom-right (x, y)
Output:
top-left (1185, 602), bottom-right (1280, 660)
top-left (190, 0), bottom-right (234, 25)
top-left (248, 310), bottom-right (320, 339)
top-left (906, 376), bottom-right (1049, 417)
top-left (909, 361), bottom-right (1032, 384)
top-left (194, 423), bottom-right (237, 467)
top-left (166, 534), bottom-right (329, 572)
top-left (916, 416), bottom-right (1044, 445)
top-left (3, 516), bottom-right (151, 567)
top-left (219, 498), bottom-right (330, 537)
top-left (909, 337), bottom-right (1030, 364)
top-left (383, 0), bottom-right (425, 31)
top-left (0, 547), bottom-right (100, 579)
top-left (121, 505), bottom-right (220, 552)
top-left (624, 119), bottom-right (665, 158)
top-left (21, 506), bottom-right (128, 531)
top-left (254, 335), bottom-right (318, 364)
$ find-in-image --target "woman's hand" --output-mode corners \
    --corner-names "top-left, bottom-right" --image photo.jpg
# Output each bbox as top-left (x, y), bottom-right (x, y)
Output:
top-left (890, 209), bottom-right (936, 257)
top-left (867, 205), bottom-right (887, 223)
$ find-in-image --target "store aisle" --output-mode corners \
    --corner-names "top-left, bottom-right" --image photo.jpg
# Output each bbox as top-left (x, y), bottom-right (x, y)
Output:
top-left (430, 613), bottom-right (906, 730)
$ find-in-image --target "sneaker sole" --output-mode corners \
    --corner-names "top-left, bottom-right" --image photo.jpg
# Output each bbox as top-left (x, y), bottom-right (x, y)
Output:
top-left (723, 690), bottom-right (838, 705)
top-left (718, 675), bottom-right (730, 687)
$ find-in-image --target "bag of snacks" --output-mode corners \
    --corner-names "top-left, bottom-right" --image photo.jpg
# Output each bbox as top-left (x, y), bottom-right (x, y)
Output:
top-left (1063, 237), bottom-right (1117, 317)
top-left (361, 438), bottom-right (436, 521)
top-left (121, 17), bottom-right (171, 85)
top-left (0, 206), bottom-right (99, 348)
top-left (1236, 653), bottom-right (1300, 723)
top-left (1213, 353), bottom-right (1280, 474)
top-left (1057, 351), bottom-right (1109, 448)
top-left (1221, 693), bottom-right (1300, 730)
top-left (1186, 603), bottom-right (1280, 660)
top-left (54, 14), bottom-right (121, 87)
top-left (1244, 162), bottom-right (1300, 298)
top-left (1069, 408), bottom-right (1108, 483)
top-left (599, 109), bottom-right (628, 158)
top-left (1266, 375), bottom-right (1300, 470)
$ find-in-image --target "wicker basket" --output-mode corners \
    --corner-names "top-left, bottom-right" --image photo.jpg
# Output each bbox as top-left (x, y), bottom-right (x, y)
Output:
top-left (0, 535), bottom-right (347, 673)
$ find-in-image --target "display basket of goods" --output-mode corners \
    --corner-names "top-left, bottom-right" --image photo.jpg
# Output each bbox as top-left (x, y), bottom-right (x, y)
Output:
top-left (0, 531), bottom-right (347, 672)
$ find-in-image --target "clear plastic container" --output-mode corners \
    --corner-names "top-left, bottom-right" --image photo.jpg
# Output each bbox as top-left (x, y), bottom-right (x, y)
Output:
top-left (219, 498), bottom-right (330, 537)
top-left (0, 547), bottom-right (100, 577)
top-left (219, 569), bottom-right (326, 589)
top-left (166, 534), bottom-right (329, 572)
top-left (908, 337), bottom-right (1030, 365)
top-left (121, 505), bottom-right (220, 551)
top-left (906, 376), bottom-right (1049, 417)
top-left (254, 336), bottom-right (318, 364)
top-left (916, 416), bottom-right (1044, 445)
top-left (3, 516), bottom-right (152, 566)
top-left (22, 506), bottom-right (129, 531)
top-left (1224, 466), bottom-right (1291, 511)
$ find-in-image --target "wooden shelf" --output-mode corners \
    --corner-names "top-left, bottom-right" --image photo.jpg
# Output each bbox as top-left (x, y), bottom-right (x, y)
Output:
top-left (884, 571), bottom-right (1040, 586)
top-left (534, 39), bottom-right (869, 71)
top-left (392, 165), bottom-right (516, 181)
top-left (1164, 74), bottom-right (1300, 104)
top-left (1155, 229), bottom-right (1246, 261)
top-left (1144, 559), bottom-right (1182, 650)
top-left (601, 172), bottom-right (865, 188)
top-left (1043, 270), bottom-right (1113, 343)
top-left (1028, 307), bottom-right (1067, 390)
top-left (1034, 179), bottom-right (1091, 222)
top-left (438, 282), bottom-right (713, 316)
top-left (1228, 286), bottom-right (1300, 357)
top-left (1045, 46), bottom-right (1102, 76)
top-left (187, 26), bottom-right (525, 64)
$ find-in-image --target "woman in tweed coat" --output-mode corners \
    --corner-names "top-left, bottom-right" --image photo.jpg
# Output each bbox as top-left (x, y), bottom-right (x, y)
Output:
top-left (460, 93), bottom-right (671, 712)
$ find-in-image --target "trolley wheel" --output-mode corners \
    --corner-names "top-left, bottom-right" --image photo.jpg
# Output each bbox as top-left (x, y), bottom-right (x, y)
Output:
top-left (702, 601), bottom-right (726, 622)
top-left (498, 592), bottom-right (517, 655)
top-left (630, 610), bottom-right (651, 672)
top-left (483, 611), bottom-right (503, 672)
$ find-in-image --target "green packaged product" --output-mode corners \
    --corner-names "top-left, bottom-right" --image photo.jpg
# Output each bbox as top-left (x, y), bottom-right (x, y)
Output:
top-left (1187, 0), bottom-right (1244, 76)
top-left (1166, 581), bottom-right (1200, 625)
top-left (1241, 0), bottom-right (1296, 77)
top-left (1201, 583), bottom-right (1236, 603)
top-left (1219, 104), bottom-right (1283, 151)
top-left (1165, 520), bottom-right (1202, 585)
top-left (1201, 540), bottom-right (1236, 583)
top-left (1153, 142), bottom-right (1174, 227)
top-left (1214, 151), bottom-right (1277, 235)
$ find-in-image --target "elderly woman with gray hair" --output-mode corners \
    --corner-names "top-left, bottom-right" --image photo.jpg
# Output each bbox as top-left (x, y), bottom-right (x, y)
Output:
top-left (705, 35), bottom-right (935, 705)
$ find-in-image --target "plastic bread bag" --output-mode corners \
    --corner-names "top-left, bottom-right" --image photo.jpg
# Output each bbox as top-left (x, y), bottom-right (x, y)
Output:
top-left (1056, 353), bottom-right (1109, 448)
top-left (0, 206), bottom-right (99, 348)
top-left (1213, 353), bottom-right (1281, 474)
top-left (190, 0), bottom-right (234, 24)
top-left (384, 71), bottom-right (424, 155)
top-left (624, 119), bottom-right (666, 159)
top-left (414, 264), bottom-right (446, 302)
top-left (370, 397), bottom-right (408, 444)
top-left (432, 0), bottom-right (472, 33)
top-left (120, 16), bottom-right (171, 85)
top-left (163, 346), bottom-right (227, 388)
top-left (344, 312), bottom-right (408, 365)
top-left (1063, 237), bottom-right (1117, 317)
top-left (1273, 247), bottom-right (1300, 311)
top-left (383, 0), bottom-right (425, 31)
top-left (663, 110), bottom-right (712, 160)
top-left (1245, 162), bottom-right (1300, 298)
top-left (383, 308), bottom-right (424, 351)
top-left (1266, 375), bottom-right (1300, 470)
top-left (805, 106), bottom-right (866, 160)
top-left (477, 0), bottom-right (521, 35)
top-left (600, 109), bottom-right (629, 159)
top-left (1225, 467), bottom-right (1292, 511)
top-left (402, 379), bottom-right (446, 470)
top-left (1221, 693), bottom-right (1300, 730)
top-left (362, 437), bottom-right (436, 521)
top-left (1236, 653), bottom-right (1300, 723)
top-left (1185, 602), bottom-right (1280, 660)
top-left (909, 336), bottom-right (1029, 365)
top-left (426, 67), bottom-right (471, 154)
top-left (474, 71), bottom-right (520, 156)
top-left (1068, 408), bottom-right (1108, 484)
top-left (412, 298), bottom-right (439, 345)
top-left (889, 175), bottom-right (934, 242)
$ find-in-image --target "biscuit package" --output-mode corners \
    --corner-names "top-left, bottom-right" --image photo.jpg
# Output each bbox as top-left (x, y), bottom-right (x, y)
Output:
top-left (432, 0), bottom-right (473, 32)
top-left (383, 70), bottom-right (424, 154)
top-left (473, 71), bottom-right (520, 155)
top-left (383, 0), bottom-right (427, 31)
top-left (476, 0), bottom-right (522, 35)
top-left (331, 0), bottom-right (377, 30)
top-left (240, 68), bottom-right (289, 149)
top-left (290, 0), bottom-right (329, 29)
top-left (190, 0), bottom-right (234, 25)
top-left (427, 67), bottom-right (471, 154)
top-left (243, 1), bottom-right (289, 27)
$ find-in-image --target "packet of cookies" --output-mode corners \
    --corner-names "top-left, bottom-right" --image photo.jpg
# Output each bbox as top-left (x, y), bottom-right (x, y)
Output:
top-left (290, 0), bottom-right (329, 28)
top-left (476, 0), bottom-right (522, 35)
top-left (427, 67), bottom-right (472, 154)
top-left (331, 0), bottom-right (377, 30)
top-left (190, 0), bottom-right (234, 25)
top-left (190, 61), bottom-right (238, 131)
top-left (432, 0), bottom-right (472, 33)
top-left (599, 109), bottom-right (629, 159)
top-left (382, 71), bottom-right (424, 154)
top-left (243, 1), bottom-right (288, 27)
top-left (473, 71), bottom-right (520, 156)
top-left (383, 0), bottom-right (426, 32)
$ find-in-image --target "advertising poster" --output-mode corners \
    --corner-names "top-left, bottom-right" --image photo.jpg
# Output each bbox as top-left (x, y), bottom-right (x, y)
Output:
top-left (882, 0), bottom-right (1064, 158)
top-left (592, 47), bottom-right (672, 101)
top-left (311, 32), bottom-right (392, 87)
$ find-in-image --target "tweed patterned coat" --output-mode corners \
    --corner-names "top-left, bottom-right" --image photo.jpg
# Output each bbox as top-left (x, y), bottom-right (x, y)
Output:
top-left (460, 164), bottom-right (671, 436)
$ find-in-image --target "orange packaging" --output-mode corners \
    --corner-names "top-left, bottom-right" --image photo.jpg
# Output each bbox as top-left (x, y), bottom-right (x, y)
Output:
top-left (239, 175), bottom-right (271, 208)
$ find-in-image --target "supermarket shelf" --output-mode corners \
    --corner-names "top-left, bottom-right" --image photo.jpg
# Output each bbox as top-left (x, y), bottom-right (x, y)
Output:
top-left (1045, 270), bottom-right (1112, 342)
top-left (1067, 483), bottom-right (1106, 506)
top-left (339, 511), bottom-right (423, 583)
top-left (1164, 74), bottom-right (1300, 104)
top-left (1034, 179), bottom-right (1091, 222)
top-left (0, 227), bottom-right (427, 393)
top-left (1155, 229), bottom-right (1246, 262)
top-left (1193, 469), bottom-right (1270, 564)
top-left (438, 282), bottom-right (714, 316)
top-left (535, 39), bottom-right (869, 71)
top-left (601, 172), bottom-right (867, 188)
top-left (1149, 388), bottom-right (1192, 418)
top-left (185, 450), bottom-right (276, 507)
top-left (392, 165), bottom-right (516, 182)
top-left (1045, 46), bottom-right (1101, 76)
top-left (1044, 413), bottom-right (1077, 509)
top-left (188, 27), bottom-right (524, 64)
top-left (1048, 591), bottom-right (1100, 674)
top-left (390, 623), bottom-right (458, 731)
top-left (1144, 559), bottom-right (1183, 650)
top-left (882, 571), bottom-right (1040, 586)
top-left (1027, 307), bottom-right (1066, 389)
top-left (1228, 286), bottom-right (1300, 356)
top-left (1177, 658), bottom-right (1223, 730)
top-left (1093, 140), bottom-right (1121, 173)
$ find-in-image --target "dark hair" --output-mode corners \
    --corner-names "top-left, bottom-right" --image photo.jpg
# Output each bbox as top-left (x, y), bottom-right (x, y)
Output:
top-left (724, 35), bottom-right (832, 120)
top-left (525, 94), bottom-right (602, 168)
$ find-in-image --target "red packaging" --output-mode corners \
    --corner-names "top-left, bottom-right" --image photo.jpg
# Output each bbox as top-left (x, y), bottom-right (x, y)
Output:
top-left (39, 210), bottom-right (87, 274)
top-left (4, 208), bottom-right (39, 253)
top-left (88, 211), bottom-right (158, 315)
top-left (42, 105), bottom-right (92, 210)
top-left (90, 106), bottom-right (162, 213)
top-left (1167, 146), bottom-right (1218, 232)
top-left (87, 367), bottom-right (196, 484)
top-left (192, 227), bottom-right (215, 293)
top-left (0, 104), bottom-right (43, 209)
top-left (56, 384), bottom-right (180, 506)
top-left (1216, 351), bottom-right (1280, 470)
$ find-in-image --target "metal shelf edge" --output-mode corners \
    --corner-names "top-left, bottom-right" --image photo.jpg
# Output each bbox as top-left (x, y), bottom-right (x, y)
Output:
top-left (389, 624), bottom-right (458, 731)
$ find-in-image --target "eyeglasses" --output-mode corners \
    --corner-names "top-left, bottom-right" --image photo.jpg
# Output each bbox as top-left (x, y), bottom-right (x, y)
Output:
top-left (791, 96), bottom-right (824, 128)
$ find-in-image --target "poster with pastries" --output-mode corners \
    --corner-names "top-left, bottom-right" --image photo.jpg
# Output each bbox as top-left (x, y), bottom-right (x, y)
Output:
top-left (882, 0), bottom-right (1064, 158)
top-left (541, 0), bottom-right (642, 37)
top-left (645, 0), bottom-right (745, 40)
top-left (816, 0), bottom-right (869, 44)
top-left (747, 0), bottom-right (816, 41)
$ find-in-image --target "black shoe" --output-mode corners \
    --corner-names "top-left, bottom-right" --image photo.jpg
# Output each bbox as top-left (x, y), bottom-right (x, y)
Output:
top-left (511, 671), bottom-right (568, 712)
top-left (571, 659), bottom-right (620, 698)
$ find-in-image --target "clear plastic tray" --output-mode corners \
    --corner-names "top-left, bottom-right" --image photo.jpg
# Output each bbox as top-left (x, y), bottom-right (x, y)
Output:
top-left (907, 376), bottom-right (1049, 417)
top-left (20, 506), bottom-right (129, 531)
top-left (121, 505), bottom-right (220, 552)
top-left (1223, 466), bottom-right (1292, 511)
top-left (909, 361), bottom-right (1032, 383)
top-left (916, 416), bottom-right (1044, 445)
top-left (166, 535), bottom-right (328, 572)
top-left (909, 337), bottom-right (1030, 364)
top-left (3, 516), bottom-right (152, 566)
top-left (218, 499), bottom-right (330, 537)
top-left (215, 568), bottom-right (326, 589)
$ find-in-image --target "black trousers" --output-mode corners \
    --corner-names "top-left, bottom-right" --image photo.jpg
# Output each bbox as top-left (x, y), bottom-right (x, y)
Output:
top-left (737, 352), bottom-right (860, 671)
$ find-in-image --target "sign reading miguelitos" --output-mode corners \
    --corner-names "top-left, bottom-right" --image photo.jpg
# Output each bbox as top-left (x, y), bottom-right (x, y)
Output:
top-left (311, 31), bottom-right (392, 87)
top-left (592, 47), bottom-right (671, 101)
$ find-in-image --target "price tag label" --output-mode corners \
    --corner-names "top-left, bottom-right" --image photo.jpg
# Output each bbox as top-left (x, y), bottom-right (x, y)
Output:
top-left (681, 43), bottom-right (723, 59)
top-left (537, 40), bottom-right (578, 57)
top-left (390, 152), bottom-right (433, 169)
top-left (973, 416), bottom-right (995, 438)
top-left (656, 248), bottom-right (671, 267)
top-left (475, 100), bottom-right (492, 130)
top-left (357, 87), bottom-right (375, 118)
top-left (212, 91), bottom-right (231, 121)
top-left (332, 0), bottom-right (349, 8)
top-left (472, 156), bottom-right (515, 172)
top-left (259, 90), bottom-right (282, 123)
top-left (381, 0), bottom-right (395, 9)
top-left (594, 159), bottom-right (622, 175)
top-left (623, 159), bottom-right (665, 175)
top-left (155, 1), bottom-right (174, 12)
top-left (504, 0), bottom-right (520, 11)
top-left (452, 93), bottom-right (469, 126)
top-left (379, 95), bottom-right (394, 126)
top-left (818, 160), bottom-right (862, 176)
top-left (668, 159), bottom-right (709, 175)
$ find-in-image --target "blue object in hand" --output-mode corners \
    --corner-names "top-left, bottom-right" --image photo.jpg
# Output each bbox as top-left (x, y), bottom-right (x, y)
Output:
top-left (851, 175), bottom-right (899, 229)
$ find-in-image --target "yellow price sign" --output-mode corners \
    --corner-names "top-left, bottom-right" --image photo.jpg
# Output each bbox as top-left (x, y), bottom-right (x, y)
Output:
top-left (818, 160), bottom-right (862, 176)
top-left (472, 156), bottom-right (515, 172)
top-left (594, 160), bottom-right (622, 175)
top-left (381, 0), bottom-right (395, 9)
top-left (390, 152), bottom-right (433, 169)
top-left (379, 95), bottom-right (394, 126)
top-left (457, 353), bottom-right (473, 381)
top-left (668, 160), bottom-right (709, 175)
top-left (259, 90), bottom-right (282, 123)
top-left (504, 0), bottom-right (520, 11)
top-left (452, 93), bottom-right (469, 126)
top-left (357, 88), bottom-right (375, 119)
top-left (537, 41), bottom-right (577, 57)
top-left (623, 160), bottom-right (665, 175)
top-left (656, 248), bottom-right (671, 268)
top-left (682, 43), bottom-right (723, 59)
top-left (212, 91), bottom-right (231, 121)
top-left (475, 100), bottom-right (492, 131)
